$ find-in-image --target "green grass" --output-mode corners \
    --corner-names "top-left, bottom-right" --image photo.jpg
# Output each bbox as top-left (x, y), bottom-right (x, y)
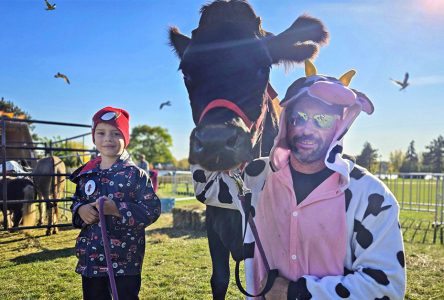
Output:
top-left (1, 179), bottom-right (443, 299)
top-left (1, 205), bottom-right (443, 299)
top-left (0, 213), bottom-right (243, 300)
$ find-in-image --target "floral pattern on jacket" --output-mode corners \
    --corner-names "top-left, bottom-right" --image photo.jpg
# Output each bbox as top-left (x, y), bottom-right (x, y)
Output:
top-left (70, 151), bottom-right (161, 277)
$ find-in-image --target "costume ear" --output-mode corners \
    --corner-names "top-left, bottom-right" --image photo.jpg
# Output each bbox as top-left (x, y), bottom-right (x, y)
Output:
top-left (351, 89), bottom-right (374, 115)
top-left (339, 70), bottom-right (356, 86)
top-left (305, 60), bottom-right (317, 76)
top-left (169, 26), bottom-right (191, 59)
top-left (262, 14), bottom-right (329, 65)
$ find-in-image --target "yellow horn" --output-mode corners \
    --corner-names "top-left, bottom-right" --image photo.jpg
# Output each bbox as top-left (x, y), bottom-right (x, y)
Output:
top-left (339, 70), bottom-right (356, 86)
top-left (305, 60), bottom-right (317, 76)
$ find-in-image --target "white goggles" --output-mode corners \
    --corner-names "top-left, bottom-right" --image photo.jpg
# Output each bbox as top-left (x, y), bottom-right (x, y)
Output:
top-left (100, 111), bottom-right (120, 121)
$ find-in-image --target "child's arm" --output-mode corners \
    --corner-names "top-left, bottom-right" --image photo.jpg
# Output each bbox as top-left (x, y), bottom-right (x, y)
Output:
top-left (113, 170), bottom-right (161, 228)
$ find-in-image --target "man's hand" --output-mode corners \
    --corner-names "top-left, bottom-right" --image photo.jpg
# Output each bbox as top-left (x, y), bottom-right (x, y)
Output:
top-left (77, 204), bottom-right (99, 224)
top-left (260, 276), bottom-right (290, 300)
top-left (94, 197), bottom-right (121, 218)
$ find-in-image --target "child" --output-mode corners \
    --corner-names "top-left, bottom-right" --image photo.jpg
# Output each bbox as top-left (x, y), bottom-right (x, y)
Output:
top-left (70, 106), bottom-right (161, 300)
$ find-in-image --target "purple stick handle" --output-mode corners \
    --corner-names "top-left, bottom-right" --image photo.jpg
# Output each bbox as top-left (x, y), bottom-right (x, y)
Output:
top-left (98, 196), bottom-right (119, 300)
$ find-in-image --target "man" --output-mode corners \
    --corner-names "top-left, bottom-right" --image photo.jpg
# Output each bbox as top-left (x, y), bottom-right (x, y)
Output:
top-left (192, 61), bottom-right (406, 299)
top-left (137, 154), bottom-right (150, 173)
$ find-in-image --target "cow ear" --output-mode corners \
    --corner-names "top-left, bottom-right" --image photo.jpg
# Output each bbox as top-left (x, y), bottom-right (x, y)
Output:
top-left (263, 14), bottom-right (329, 65)
top-left (351, 89), bottom-right (375, 115)
top-left (169, 26), bottom-right (191, 59)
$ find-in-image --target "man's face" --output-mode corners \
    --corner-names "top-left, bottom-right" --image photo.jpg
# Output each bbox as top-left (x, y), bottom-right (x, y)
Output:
top-left (286, 96), bottom-right (340, 165)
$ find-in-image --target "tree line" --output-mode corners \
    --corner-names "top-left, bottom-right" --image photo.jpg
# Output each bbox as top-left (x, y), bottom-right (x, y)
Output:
top-left (356, 137), bottom-right (444, 174)
top-left (2, 98), bottom-right (442, 173)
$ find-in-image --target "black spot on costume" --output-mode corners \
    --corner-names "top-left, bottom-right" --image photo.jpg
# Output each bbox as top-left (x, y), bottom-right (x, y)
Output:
top-left (354, 219), bottom-right (373, 249)
top-left (193, 169), bottom-right (206, 183)
top-left (345, 189), bottom-right (352, 211)
top-left (363, 268), bottom-right (390, 286)
top-left (350, 167), bottom-right (365, 180)
top-left (335, 283), bottom-right (350, 298)
top-left (363, 193), bottom-right (391, 219)
top-left (218, 179), bottom-right (233, 204)
top-left (245, 159), bottom-right (266, 177)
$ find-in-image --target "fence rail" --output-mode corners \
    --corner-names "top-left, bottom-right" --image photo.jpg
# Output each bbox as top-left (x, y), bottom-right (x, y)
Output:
top-left (1, 117), bottom-right (94, 231)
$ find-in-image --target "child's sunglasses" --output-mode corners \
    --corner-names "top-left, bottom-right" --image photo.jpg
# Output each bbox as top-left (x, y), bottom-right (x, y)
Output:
top-left (100, 111), bottom-right (121, 121)
top-left (289, 111), bottom-right (339, 129)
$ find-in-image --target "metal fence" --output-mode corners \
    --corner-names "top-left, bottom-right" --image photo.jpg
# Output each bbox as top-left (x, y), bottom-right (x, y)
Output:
top-left (157, 171), bottom-right (195, 199)
top-left (158, 171), bottom-right (444, 243)
top-left (379, 173), bottom-right (443, 244)
top-left (1, 116), bottom-right (95, 231)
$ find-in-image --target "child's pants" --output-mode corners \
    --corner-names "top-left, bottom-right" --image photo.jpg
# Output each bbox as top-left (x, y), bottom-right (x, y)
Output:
top-left (82, 274), bottom-right (141, 300)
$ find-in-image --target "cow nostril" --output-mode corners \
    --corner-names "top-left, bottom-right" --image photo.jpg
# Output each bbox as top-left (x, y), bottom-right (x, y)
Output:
top-left (226, 134), bottom-right (238, 149)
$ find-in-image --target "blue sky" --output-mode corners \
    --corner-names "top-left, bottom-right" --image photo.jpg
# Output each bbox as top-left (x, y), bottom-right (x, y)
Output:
top-left (1, 0), bottom-right (443, 161)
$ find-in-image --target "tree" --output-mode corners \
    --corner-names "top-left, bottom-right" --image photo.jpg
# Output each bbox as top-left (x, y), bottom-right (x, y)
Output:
top-left (38, 136), bottom-right (90, 168)
top-left (389, 150), bottom-right (404, 173)
top-left (356, 142), bottom-right (379, 172)
top-left (128, 125), bottom-right (174, 165)
top-left (399, 140), bottom-right (419, 172)
top-left (422, 135), bottom-right (444, 173)
top-left (0, 97), bottom-right (31, 119)
top-left (175, 158), bottom-right (190, 170)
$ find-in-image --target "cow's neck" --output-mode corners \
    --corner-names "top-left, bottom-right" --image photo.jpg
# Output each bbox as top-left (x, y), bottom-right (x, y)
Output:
top-left (251, 95), bottom-right (280, 159)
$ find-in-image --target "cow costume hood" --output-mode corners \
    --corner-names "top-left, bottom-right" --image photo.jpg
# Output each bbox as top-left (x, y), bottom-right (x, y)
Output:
top-left (270, 60), bottom-right (374, 190)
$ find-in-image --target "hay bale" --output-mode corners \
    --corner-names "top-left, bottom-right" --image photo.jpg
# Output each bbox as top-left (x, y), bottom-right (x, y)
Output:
top-left (172, 206), bottom-right (206, 230)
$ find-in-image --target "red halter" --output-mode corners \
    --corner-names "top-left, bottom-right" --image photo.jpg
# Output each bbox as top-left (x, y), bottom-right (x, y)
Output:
top-left (198, 84), bottom-right (278, 134)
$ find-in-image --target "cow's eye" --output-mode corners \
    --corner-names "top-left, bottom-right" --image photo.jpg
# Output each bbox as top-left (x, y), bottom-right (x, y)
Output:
top-left (257, 67), bottom-right (269, 79)
top-left (182, 71), bottom-right (192, 85)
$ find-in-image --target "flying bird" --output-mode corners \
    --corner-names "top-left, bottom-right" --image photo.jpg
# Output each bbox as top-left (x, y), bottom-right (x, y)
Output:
top-left (390, 72), bottom-right (409, 91)
top-left (44, 0), bottom-right (56, 10)
top-left (54, 72), bottom-right (70, 84)
top-left (159, 100), bottom-right (171, 110)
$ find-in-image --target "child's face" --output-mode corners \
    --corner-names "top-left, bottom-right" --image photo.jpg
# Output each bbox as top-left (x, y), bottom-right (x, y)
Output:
top-left (94, 122), bottom-right (125, 160)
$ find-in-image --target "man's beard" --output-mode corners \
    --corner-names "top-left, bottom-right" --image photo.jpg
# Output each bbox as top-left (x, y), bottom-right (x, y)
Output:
top-left (288, 134), bottom-right (330, 164)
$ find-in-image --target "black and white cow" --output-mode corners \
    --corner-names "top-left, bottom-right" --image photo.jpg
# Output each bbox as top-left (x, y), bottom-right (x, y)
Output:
top-left (169, 0), bottom-right (329, 298)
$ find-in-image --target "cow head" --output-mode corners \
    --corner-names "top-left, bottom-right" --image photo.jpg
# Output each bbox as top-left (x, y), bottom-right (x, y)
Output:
top-left (170, 0), bottom-right (328, 171)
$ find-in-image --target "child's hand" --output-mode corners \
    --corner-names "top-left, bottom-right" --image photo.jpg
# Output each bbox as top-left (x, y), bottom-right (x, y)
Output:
top-left (78, 204), bottom-right (99, 224)
top-left (94, 197), bottom-right (122, 218)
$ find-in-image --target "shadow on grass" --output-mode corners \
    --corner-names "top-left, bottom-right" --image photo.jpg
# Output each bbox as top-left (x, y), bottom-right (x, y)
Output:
top-left (147, 226), bottom-right (207, 240)
top-left (0, 236), bottom-right (31, 246)
top-left (11, 247), bottom-right (75, 264)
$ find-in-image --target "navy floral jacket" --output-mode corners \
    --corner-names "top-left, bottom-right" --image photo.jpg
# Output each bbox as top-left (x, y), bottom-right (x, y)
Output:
top-left (70, 151), bottom-right (161, 277)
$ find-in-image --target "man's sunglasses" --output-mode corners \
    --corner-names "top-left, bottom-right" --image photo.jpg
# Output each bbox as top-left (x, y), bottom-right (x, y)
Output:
top-left (100, 111), bottom-right (121, 121)
top-left (289, 111), bottom-right (339, 129)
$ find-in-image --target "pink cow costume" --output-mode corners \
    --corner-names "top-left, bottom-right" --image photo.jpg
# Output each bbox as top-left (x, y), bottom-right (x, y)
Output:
top-left (191, 61), bottom-right (406, 299)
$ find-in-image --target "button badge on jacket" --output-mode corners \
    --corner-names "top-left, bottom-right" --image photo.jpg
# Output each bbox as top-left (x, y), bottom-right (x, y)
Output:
top-left (85, 180), bottom-right (96, 196)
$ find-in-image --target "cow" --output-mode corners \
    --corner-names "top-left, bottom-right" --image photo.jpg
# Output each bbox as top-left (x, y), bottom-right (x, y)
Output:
top-left (169, 0), bottom-right (328, 298)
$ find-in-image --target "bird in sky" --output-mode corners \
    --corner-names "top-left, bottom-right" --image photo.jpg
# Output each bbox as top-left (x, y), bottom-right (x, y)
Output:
top-left (54, 72), bottom-right (70, 84)
top-left (159, 100), bottom-right (172, 110)
top-left (390, 72), bottom-right (409, 91)
top-left (44, 0), bottom-right (56, 11)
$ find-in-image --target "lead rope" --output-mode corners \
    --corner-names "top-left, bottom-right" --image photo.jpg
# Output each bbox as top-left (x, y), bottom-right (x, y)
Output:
top-left (98, 196), bottom-right (119, 300)
top-left (229, 170), bottom-right (278, 298)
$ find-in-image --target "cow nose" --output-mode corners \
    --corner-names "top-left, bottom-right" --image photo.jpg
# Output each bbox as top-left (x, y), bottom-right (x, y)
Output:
top-left (193, 126), bottom-right (239, 153)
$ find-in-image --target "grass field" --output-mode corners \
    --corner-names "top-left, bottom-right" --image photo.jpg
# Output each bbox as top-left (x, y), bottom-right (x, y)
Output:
top-left (1, 178), bottom-right (443, 299)
top-left (1, 197), bottom-right (443, 299)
